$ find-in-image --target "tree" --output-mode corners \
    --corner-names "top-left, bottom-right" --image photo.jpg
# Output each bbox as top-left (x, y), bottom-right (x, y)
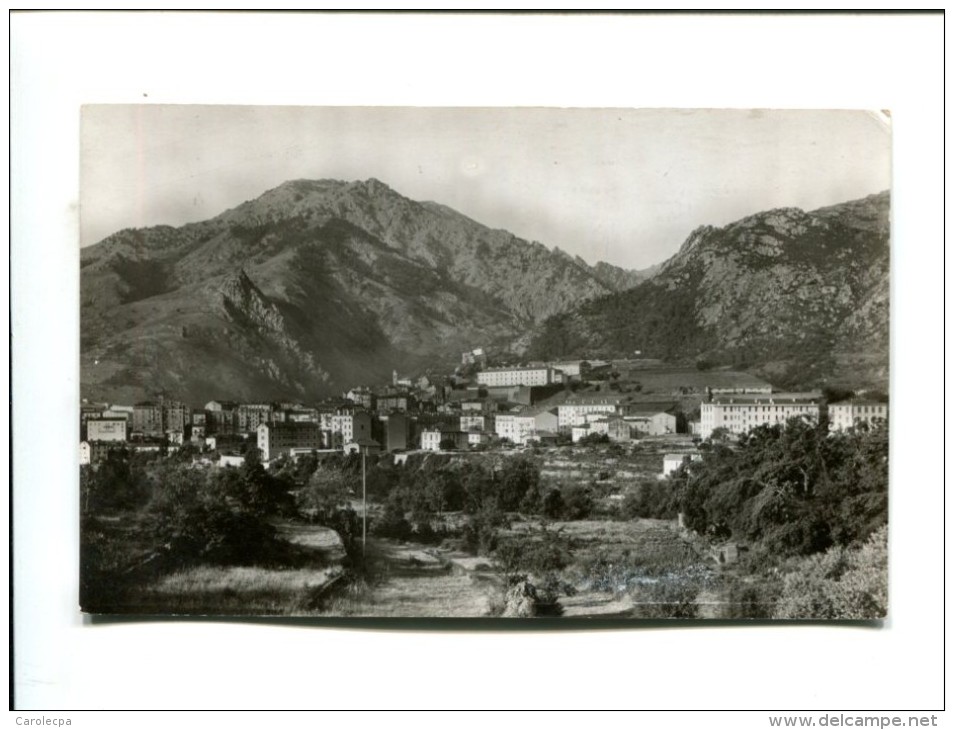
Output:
top-left (82, 447), bottom-right (150, 514)
top-left (497, 455), bottom-right (541, 512)
top-left (147, 463), bottom-right (279, 567)
top-left (670, 416), bottom-right (887, 558)
top-left (560, 484), bottom-right (594, 520)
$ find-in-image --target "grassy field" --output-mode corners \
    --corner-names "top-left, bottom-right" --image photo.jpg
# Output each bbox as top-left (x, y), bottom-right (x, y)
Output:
top-left (124, 522), bottom-right (346, 615)
top-left (118, 514), bottom-right (723, 618)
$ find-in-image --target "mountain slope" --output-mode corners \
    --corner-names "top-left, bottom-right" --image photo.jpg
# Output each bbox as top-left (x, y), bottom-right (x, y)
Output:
top-left (528, 192), bottom-right (890, 390)
top-left (81, 178), bottom-right (648, 404)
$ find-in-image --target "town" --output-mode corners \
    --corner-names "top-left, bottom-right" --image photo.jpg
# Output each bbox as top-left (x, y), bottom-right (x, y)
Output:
top-left (80, 351), bottom-right (888, 469)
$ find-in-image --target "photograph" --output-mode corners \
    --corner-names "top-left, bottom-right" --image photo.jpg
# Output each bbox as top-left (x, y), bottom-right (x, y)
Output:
top-left (77, 105), bottom-right (891, 620)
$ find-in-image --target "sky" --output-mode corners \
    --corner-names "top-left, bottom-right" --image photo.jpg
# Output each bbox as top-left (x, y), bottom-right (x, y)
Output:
top-left (81, 106), bottom-right (891, 271)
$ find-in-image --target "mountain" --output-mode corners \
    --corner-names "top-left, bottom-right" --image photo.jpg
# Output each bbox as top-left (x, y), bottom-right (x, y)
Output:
top-left (528, 191), bottom-right (890, 390)
top-left (80, 178), bottom-right (651, 404)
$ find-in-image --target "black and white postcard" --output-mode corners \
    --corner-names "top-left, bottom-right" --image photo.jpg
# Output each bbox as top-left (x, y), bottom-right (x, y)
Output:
top-left (78, 106), bottom-right (890, 619)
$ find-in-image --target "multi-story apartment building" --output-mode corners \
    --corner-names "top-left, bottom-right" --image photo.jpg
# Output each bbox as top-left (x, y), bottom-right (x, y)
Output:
top-left (494, 414), bottom-right (525, 444)
top-left (477, 365), bottom-right (554, 388)
top-left (162, 400), bottom-right (188, 434)
top-left (699, 392), bottom-right (824, 439)
top-left (132, 401), bottom-right (164, 437)
top-left (828, 399), bottom-right (889, 432)
top-left (420, 429), bottom-right (469, 451)
top-left (205, 400), bottom-right (239, 436)
top-left (237, 403), bottom-right (273, 433)
top-left (257, 422), bottom-right (322, 462)
top-left (323, 410), bottom-right (373, 449)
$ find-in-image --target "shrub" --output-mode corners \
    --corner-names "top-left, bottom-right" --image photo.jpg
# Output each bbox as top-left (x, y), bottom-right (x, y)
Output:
top-left (774, 525), bottom-right (887, 620)
top-left (560, 484), bottom-right (594, 520)
top-left (493, 524), bottom-right (571, 577)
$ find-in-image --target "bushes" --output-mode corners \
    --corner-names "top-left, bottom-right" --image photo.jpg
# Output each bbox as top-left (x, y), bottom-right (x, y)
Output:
top-left (621, 480), bottom-right (675, 520)
top-left (494, 524), bottom-right (572, 577)
top-left (774, 525), bottom-right (888, 620)
top-left (629, 564), bottom-right (716, 619)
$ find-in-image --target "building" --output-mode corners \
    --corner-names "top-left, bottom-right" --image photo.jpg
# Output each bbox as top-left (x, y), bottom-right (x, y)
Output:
top-left (345, 388), bottom-right (376, 411)
top-left (557, 394), bottom-right (626, 430)
top-left (257, 422), bottom-right (322, 462)
top-left (163, 400), bottom-right (189, 434)
top-left (420, 430), bottom-right (443, 451)
top-left (662, 453), bottom-right (702, 477)
top-left (699, 392), bottom-right (825, 439)
top-left (325, 410), bottom-right (373, 449)
top-left (571, 425), bottom-right (592, 443)
top-left (420, 428), bottom-right (470, 451)
top-left (237, 403), bottom-right (273, 433)
top-left (382, 413), bottom-right (410, 452)
top-left (343, 438), bottom-right (382, 455)
top-left (626, 411), bottom-right (677, 437)
top-left (477, 365), bottom-right (554, 388)
top-left (377, 393), bottom-right (415, 414)
top-left (461, 398), bottom-right (495, 414)
top-left (550, 360), bottom-right (591, 380)
top-left (86, 418), bottom-right (127, 442)
top-left (828, 400), bottom-right (889, 432)
top-left (604, 415), bottom-right (634, 442)
top-left (132, 401), bottom-right (164, 437)
top-left (102, 406), bottom-right (133, 421)
top-left (466, 431), bottom-right (489, 447)
top-left (494, 414), bottom-right (525, 444)
top-left (460, 414), bottom-right (489, 433)
top-left (205, 400), bottom-right (239, 435)
top-left (285, 408), bottom-right (318, 424)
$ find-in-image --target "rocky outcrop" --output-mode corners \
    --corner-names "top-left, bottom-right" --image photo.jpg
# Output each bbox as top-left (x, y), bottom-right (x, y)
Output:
top-left (530, 192), bottom-right (890, 390)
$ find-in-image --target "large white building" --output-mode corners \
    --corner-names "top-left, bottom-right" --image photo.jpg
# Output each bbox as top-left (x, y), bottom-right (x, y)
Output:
top-left (495, 407), bottom-right (559, 445)
top-left (86, 417), bottom-right (127, 442)
top-left (477, 365), bottom-right (554, 388)
top-left (828, 400), bottom-right (889, 432)
top-left (699, 392), bottom-right (824, 439)
top-left (320, 411), bottom-right (373, 448)
top-left (557, 394), bottom-right (626, 430)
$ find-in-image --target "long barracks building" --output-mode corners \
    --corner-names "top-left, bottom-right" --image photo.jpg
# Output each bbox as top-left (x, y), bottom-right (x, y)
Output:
top-left (699, 392), bottom-right (825, 439)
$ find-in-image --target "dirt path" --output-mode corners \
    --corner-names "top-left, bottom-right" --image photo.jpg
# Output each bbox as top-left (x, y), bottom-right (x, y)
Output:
top-left (320, 539), bottom-right (500, 617)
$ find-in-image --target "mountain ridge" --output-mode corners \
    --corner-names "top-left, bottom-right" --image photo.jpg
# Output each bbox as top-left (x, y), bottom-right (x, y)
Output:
top-left (529, 190), bottom-right (890, 390)
top-left (81, 177), bottom-right (654, 404)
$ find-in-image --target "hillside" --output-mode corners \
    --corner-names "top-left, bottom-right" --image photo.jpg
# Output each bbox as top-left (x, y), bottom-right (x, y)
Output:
top-left (529, 192), bottom-right (890, 390)
top-left (81, 178), bottom-right (651, 404)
